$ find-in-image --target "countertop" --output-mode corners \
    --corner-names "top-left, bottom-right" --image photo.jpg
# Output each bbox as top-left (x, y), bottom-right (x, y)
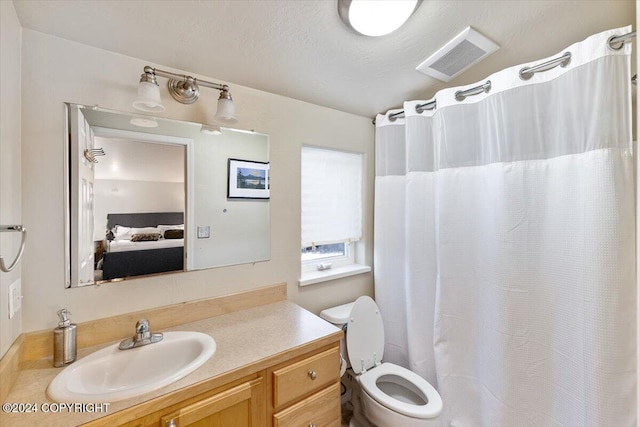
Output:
top-left (1, 300), bottom-right (342, 426)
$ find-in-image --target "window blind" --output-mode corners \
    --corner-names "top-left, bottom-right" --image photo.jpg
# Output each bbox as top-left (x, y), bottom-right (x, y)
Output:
top-left (301, 146), bottom-right (363, 247)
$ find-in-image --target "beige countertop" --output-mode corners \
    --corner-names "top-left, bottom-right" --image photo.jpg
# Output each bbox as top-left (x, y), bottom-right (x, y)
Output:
top-left (1, 300), bottom-right (341, 426)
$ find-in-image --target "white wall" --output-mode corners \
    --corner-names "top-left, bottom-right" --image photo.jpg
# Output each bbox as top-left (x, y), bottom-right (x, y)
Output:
top-left (636, 0), bottom-right (639, 421)
top-left (192, 130), bottom-right (269, 269)
top-left (94, 180), bottom-right (185, 240)
top-left (0, 1), bottom-right (23, 357)
top-left (21, 29), bottom-right (374, 332)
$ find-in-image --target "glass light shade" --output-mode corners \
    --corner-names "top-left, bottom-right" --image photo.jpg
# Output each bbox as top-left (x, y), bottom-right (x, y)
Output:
top-left (214, 98), bottom-right (237, 124)
top-left (348, 0), bottom-right (418, 37)
top-left (132, 81), bottom-right (166, 113)
top-left (129, 116), bottom-right (158, 128)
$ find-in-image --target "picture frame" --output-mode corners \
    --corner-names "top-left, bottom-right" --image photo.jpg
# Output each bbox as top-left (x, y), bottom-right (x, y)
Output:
top-left (227, 158), bottom-right (270, 199)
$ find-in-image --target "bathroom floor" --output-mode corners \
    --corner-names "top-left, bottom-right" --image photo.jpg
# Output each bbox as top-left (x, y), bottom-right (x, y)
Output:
top-left (341, 400), bottom-right (353, 426)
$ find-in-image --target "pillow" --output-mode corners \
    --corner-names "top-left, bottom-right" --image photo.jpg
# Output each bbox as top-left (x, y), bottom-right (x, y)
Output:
top-left (163, 229), bottom-right (184, 239)
top-left (158, 224), bottom-right (185, 238)
top-left (114, 226), bottom-right (161, 241)
top-left (113, 225), bottom-right (132, 240)
top-left (130, 233), bottom-right (161, 242)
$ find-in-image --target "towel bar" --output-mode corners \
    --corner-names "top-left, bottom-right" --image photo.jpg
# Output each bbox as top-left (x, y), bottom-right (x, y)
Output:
top-left (1, 225), bottom-right (27, 272)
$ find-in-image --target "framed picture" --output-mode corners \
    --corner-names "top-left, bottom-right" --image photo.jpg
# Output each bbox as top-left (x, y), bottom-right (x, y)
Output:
top-left (227, 158), bottom-right (270, 199)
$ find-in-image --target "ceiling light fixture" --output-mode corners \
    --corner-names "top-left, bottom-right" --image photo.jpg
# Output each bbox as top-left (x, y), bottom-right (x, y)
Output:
top-left (338, 0), bottom-right (421, 37)
top-left (133, 66), bottom-right (238, 124)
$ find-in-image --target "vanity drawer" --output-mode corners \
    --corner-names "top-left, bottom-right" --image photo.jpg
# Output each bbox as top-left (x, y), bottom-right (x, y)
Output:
top-left (273, 382), bottom-right (341, 427)
top-left (272, 346), bottom-right (340, 408)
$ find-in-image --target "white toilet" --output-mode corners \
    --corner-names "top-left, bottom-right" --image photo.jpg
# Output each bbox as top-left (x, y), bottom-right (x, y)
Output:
top-left (321, 296), bottom-right (442, 427)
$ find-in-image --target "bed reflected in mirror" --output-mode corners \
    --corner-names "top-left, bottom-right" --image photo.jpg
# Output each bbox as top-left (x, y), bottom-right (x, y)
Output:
top-left (65, 103), bottom-right (270, 287)
top-left (101, 213), bottom-right (185, 281)
top-left (95, 139), bottom-right (186, 282)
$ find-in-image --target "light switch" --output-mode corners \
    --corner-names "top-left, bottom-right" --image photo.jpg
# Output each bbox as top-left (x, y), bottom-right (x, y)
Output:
top-left (197, 226), bottom-right (210, 239)
top-left (8, 279), bottom-right (22, 319)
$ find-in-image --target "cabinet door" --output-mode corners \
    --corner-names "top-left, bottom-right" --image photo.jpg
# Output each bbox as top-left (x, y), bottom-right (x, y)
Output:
top-left (160, 378), bottom-right (263, 427)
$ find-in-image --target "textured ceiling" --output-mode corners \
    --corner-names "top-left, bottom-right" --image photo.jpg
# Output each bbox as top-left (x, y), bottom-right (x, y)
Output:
top-left (94, 137), bottom-right (184, 182)
top-left (12, 0), bottom-right (635, 118)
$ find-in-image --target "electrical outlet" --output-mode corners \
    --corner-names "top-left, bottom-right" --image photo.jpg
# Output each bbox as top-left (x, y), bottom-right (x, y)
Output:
top-left (8, 279), bottom-right (21, 319)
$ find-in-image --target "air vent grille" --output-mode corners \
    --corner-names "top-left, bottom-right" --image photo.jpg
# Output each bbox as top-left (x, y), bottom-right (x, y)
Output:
top-left (416, 27), bottom-right (499, 82)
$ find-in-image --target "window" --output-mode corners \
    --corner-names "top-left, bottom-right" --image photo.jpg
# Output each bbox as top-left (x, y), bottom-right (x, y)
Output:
top-left (300, 146), bottom-right (369, 284)
top-left (301, 242), bottom-right (346, 262)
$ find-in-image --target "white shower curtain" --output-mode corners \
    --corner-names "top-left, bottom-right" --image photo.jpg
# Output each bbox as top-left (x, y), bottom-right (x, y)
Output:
top-left (374, 26), bottom-right (636, 426)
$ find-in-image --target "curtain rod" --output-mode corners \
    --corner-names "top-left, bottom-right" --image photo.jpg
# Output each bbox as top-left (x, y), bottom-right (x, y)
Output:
top-left (608, 31), bottom-right (636, 50)
top-left (386, 99), bottom-right (436, 122)
top-left (373, 29), bottom-right (636, 125)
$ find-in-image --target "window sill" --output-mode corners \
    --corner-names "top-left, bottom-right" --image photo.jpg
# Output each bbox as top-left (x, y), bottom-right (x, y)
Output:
top-left (299, 264), bottom-right (371, 287)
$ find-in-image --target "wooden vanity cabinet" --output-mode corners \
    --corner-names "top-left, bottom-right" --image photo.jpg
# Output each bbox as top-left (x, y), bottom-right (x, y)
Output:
top-left (116, 375), bottom-right (265, 427)
top-left (89, 343), bottom-right (341, 427)
top-left (269, 346), bottom-right (341, 427)
top-left (159, 377), bottom-right (264, 427)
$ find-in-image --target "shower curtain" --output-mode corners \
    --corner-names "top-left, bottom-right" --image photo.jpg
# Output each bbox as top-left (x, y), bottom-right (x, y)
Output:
top-left (374, 26), bottom-right (636, 426)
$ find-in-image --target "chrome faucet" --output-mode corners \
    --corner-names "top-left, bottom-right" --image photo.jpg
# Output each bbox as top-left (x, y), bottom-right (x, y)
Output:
top-left (119, 319), bottom-right (163, 350)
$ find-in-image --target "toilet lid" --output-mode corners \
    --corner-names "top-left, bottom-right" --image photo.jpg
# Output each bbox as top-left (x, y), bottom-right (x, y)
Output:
top-left (346, 296), bottom-right (385, 374)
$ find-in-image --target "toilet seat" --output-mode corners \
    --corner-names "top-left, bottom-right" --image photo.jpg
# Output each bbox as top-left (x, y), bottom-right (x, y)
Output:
top-left (346, 296), bottom-right (443, 421)
top-left (359, 362), bottom-right (443, 419)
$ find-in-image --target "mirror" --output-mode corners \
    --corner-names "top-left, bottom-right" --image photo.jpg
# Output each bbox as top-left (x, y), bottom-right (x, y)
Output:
top-left (64, 103), bottom-right (270, 287)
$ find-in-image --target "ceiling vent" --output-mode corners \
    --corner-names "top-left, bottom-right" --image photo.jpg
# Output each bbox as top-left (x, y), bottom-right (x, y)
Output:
top-left (416, 27), bottom-right (499, 82)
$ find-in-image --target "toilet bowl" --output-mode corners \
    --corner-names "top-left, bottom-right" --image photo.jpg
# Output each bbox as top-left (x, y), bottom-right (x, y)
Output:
top-left (321, 296), bottom-right (442, 426)
top-left (358, 363), bottom-right (442, 427)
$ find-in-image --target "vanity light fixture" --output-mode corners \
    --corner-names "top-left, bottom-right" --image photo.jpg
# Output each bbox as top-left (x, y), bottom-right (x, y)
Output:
top-left (132, 72), bottom-right (165, 113)
top-left (338, 0), bottom-right (421, 37)
top-left (133, 66), bottom-right (238, 124)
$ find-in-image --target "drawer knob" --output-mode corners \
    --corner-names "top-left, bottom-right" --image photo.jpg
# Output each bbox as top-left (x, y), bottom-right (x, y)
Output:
top-left (308, 369), bottom-right (317, 380)
top-left (309, 424), bottom-right (317, 427)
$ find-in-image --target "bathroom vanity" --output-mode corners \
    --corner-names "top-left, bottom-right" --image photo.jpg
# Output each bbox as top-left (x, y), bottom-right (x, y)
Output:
top-left (107, 345), bottom-right (340, 427)
top-left (0, 284), bottom-right (343, 426)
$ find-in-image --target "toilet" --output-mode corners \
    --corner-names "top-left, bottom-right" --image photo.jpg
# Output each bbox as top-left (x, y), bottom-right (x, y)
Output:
top-left (321, 296), bottom-right (442, 427)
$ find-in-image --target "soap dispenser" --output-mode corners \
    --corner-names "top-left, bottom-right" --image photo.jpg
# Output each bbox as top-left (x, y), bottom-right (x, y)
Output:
top-left (53, 308), bottom-right (77, 367)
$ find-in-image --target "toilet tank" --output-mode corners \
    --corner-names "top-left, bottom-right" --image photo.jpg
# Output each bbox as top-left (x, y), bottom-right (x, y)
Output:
top-left (320, 301), bottom-right (355, 374)
top-left (320, 302), bottom-right (355, 327)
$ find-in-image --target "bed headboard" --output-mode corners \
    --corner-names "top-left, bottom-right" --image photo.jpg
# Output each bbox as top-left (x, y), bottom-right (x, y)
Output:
top-left (106, 212), bottom-right (184, 229)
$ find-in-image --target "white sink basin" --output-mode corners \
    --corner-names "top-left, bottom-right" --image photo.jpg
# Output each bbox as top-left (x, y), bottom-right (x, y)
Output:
top-left (47, 331), bottom-right (216, 403)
